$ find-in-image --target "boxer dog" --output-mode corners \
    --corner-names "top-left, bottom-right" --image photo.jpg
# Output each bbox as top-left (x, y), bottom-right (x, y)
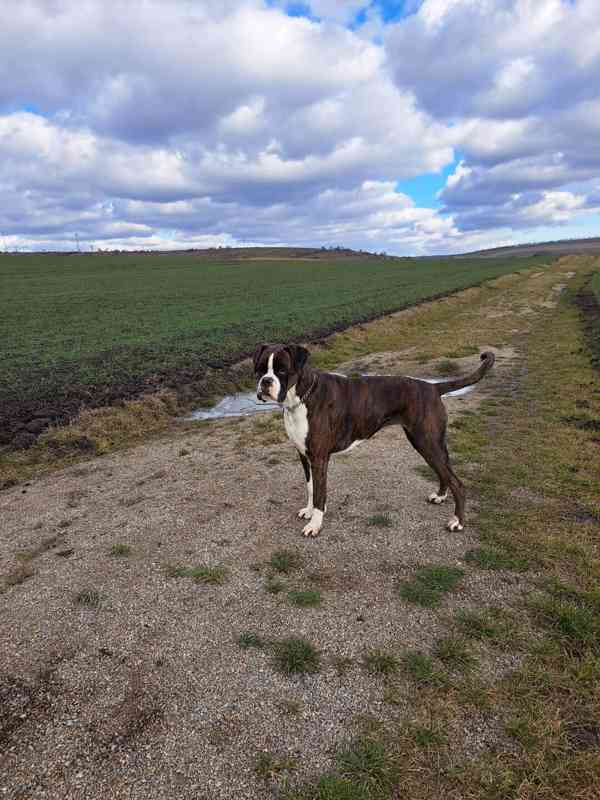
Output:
top-left (254, 343), bottom-right (495, 537)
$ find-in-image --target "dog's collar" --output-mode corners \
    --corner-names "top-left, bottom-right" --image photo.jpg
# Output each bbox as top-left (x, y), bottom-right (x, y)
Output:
top-left (284, 373), bottom-right (318, 409)
top-left (299, 373), bottom-right (318, 404)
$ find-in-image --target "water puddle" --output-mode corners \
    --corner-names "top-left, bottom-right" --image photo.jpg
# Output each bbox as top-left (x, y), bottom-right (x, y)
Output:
top-left (187, 392), bottom-right (279, 421)
top-left (187, 376), bottom-right (475, 421)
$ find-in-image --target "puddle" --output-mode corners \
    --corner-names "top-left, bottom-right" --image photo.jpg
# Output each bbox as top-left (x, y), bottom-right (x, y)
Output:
top-left (186, 392), bottom-right (279, 421)
top-left (187, 376), bottom-right (474, 421)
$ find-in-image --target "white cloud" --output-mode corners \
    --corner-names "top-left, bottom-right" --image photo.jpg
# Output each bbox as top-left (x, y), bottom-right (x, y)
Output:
top-left (1, 0), bottom-right (599, 254)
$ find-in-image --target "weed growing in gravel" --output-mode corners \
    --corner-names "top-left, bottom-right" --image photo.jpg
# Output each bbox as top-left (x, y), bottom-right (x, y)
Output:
top-left (411, 726), bottom-right (447, 747)
top-left (110, 543), bottom-right (131, 557)
top-left (465, 546), bottom-right (529, 571)
top-left (363, 650), bottom-right (399, 675)
top-left (432, 636), bottom-right (478, 672)
top-left (74, 589), bottom-right (102, 607)
top-left (269, 549), bottom-right (304, 574)
top-left (265, 576), bottom-right (286, 594)
top-left (399, 564), bottom-right (464, 608)
top-left (454, 608), bottom-right (517, 647)
top-left (367, 514), bottom-right (392, 528)
top-left (272, 637), bottom-right (321, 675)
top-left (238, 631), bottom-right (265, 649)
top-left (454, 609), bottom-right (498, 639)
top-left (402, 651), bottom-right (448, 687)
top-left (165, 563), bottom-right (228, 584)
top-left (287, 589), bottom-right (322, 608)
top-left (532, 596), bottom-right (600, 654)
top-left (336, 738), bottom-right (398, 796)
top-left (254, 751), bottom-right (297, 781)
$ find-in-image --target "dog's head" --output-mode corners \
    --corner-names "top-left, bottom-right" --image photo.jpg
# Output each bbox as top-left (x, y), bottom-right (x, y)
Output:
top-left (253, 343), bottom-right (310, 403)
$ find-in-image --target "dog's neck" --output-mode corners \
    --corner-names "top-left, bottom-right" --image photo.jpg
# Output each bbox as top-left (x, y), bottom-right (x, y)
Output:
top-left (283, 368), bottom-right (318, 410)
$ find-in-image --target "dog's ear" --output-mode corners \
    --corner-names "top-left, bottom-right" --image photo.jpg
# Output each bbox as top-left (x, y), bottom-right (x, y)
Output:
top-left (253, 343), bottom-right (268, 371)
top-left (285, 344), bottom-right (309, 372)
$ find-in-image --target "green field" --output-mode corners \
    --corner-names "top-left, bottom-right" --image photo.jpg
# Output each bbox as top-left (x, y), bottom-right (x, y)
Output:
top-left (1, 251), bottom-right (550, 418)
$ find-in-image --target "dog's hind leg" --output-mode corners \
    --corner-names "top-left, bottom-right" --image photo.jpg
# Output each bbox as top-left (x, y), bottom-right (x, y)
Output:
top-left (403, 427), bottom-right (465, 531)
top-left (297, 452), bottom-right (314, 520)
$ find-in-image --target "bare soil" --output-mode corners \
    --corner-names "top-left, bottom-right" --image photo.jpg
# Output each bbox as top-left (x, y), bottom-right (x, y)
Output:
top-left (1, 345), bottom-right (528, 800)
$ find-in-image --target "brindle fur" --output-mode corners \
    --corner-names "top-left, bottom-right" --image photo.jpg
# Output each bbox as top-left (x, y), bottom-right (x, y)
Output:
top-left (254, 343), bottom-right (495, 535)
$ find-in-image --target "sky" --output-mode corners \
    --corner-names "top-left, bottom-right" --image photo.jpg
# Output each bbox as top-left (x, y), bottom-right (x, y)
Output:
top-left (1, 0), bottom-right (599, 255)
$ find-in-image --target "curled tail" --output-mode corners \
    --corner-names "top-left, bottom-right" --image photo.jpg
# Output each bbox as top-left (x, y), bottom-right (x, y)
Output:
top-left (435, 351), bottom-right (496, 396)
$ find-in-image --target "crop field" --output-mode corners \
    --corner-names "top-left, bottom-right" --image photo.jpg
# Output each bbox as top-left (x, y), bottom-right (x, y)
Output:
top-left (1, 251), bottom-right (549, 436)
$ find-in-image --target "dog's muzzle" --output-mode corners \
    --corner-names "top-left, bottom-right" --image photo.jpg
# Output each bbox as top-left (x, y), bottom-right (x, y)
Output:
top-left (257, 377), bottom-right (273, 402)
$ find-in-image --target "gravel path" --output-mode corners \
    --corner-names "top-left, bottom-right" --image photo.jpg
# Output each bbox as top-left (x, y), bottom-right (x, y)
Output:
top-left (0, 350), bottom-right (527, 799)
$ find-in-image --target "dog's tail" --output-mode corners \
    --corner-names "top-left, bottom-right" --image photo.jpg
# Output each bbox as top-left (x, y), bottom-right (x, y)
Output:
top-left (435, 351), bottom-right (496, 396)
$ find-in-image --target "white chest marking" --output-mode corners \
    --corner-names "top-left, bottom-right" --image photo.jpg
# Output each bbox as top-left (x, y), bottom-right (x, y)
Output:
top-left (283, 386), bottom-right (308, 455)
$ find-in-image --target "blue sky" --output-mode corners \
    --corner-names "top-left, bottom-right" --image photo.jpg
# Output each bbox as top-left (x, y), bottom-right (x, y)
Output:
top-left (1, 0), bottom-right (599, 254)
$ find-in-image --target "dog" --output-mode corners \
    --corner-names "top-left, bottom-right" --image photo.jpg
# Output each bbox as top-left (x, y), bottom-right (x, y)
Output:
top-left (254, 343), bottom-right (495, 537)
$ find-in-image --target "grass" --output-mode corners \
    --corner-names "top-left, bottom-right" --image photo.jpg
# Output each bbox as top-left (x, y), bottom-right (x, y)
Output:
top-left (0, 252), bottom-right (550, 423)
top-left (254, 751), bottom-right (297, 781)
top-left (265, 576), bottom-right (286, 594)
top-left (272, 637), bottom-right (321, 675)
top-left (398, 564), bottom-right (464, 608)
top-left (271, 256), bottom-right (600, 798)
top-left (454, 608), bottom-right (517, 647)
top-left (110, 543), bottom-right (132, 557)
top-left (366, 514), bottom-right (392, 528)
top-left (464, 546), bottom-right (529, 571)
top-left (363, 650), bottom-right (398, 675)
top-left (269, 549), bottom-right (304, 574)
top-left (237, 631), bottom-right (265, 649)
top-left (165, 563), bottom-right (228, 584)
top-left (74, 589), bottom-right (102, 607)
top-left (285, 738), bottom-right (398, 799)
top-left (402, 651), bottom-right (448, 687)
top-left (432, 636), bottom-right (478, 672)
top-left (287, 589), bottom-right (322, 608)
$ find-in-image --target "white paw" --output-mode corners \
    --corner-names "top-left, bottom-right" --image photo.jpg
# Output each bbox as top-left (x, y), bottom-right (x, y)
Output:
top-left (302, 510), bottom-right (323, 538)
top-left (428, 491), bottom-right (448, 505)
top-left (298, 506), bottom-right (313, 520)
top-left (447, 515), bottom-right (464, 532)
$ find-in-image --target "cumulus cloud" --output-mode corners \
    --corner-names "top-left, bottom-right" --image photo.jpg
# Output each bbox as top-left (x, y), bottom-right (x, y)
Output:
top-left (1, 0), bottom-right (599, 254)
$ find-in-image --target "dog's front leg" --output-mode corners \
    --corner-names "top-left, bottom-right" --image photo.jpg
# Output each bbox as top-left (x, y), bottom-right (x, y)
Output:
top-left (302, 455), bottom-right (329, 537)
top-left (297, 452), bottom-right (313, 520)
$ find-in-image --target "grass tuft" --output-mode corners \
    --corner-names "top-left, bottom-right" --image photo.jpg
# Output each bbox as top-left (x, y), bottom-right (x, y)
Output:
top-left (399, 564), bottom-right (464, 608)
top-left (74, 589), bottom-right (102, 608)
top-left (465, 546), bottom-right (529, 571)
top-left (269, 549), bottom-right (304, 574)
top-left (402, 651), bottom-right (448, 687)
top-left (363, 650), bottom-right (399, 676)
top-left (432, 636), bottom-right (478, 672)
top-left (288, 589), bottom-right (322, 608)
top-left (110, 543), bottom-right (132, 557)
top-left (237, 631), bottom-right (265, 649)
top-left (367, 514), bottom-right (392, 528)
top-left (254, 751), bottom-right (297, 781)
top-left (165, 563), bottom-right (228, 584)
top-left (272, 637), bottom-right (321, 675)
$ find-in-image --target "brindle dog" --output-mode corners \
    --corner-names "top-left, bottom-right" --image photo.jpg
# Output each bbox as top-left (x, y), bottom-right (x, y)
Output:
top-left (254, 343), bottom-right (495, 537)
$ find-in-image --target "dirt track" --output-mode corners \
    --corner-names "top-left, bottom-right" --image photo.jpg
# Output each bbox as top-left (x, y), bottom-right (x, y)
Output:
top-left (0, 342), bottom-right (530, 799)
